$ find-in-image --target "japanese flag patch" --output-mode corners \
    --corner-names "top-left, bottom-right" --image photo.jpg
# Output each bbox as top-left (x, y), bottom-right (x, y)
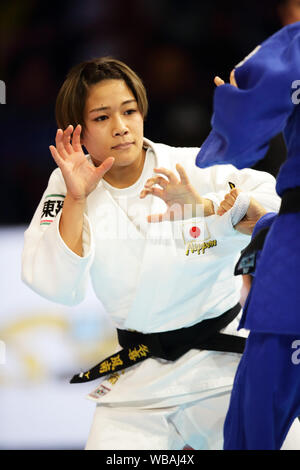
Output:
top-left (181, 219), bottom-right (210, 244)
top-left (181, 219), bottom-right (217, 257)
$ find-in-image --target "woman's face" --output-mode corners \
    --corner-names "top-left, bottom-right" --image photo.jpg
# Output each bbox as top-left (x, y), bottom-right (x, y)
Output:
top-left (82, 79), bottom-right (144, 169)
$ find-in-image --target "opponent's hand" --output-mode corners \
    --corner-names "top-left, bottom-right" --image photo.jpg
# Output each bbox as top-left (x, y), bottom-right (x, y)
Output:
top-left (214, 69), bottom-right (238, 87)
top-left (140, 164), bottom-right (214, 222)
top-left (240, 274), bottom-right (252, 308)
top-left (217, 187), bottom-right (242, 216)
top-left (218, 188), bottom-right (268, 235)
top-left (49, 124), bottom-right (115, 201)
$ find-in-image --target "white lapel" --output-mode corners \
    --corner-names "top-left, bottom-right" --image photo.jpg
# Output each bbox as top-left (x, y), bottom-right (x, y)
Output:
top-left (142, 138), bottom-right (173, 236)
top-left (123, 139), bottom-right (178, 331)
top-left (86, 143), bottom-right (171, 241)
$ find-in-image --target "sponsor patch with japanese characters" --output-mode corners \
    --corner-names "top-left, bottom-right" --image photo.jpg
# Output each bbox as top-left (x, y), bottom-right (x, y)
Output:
top-left (40, 194), bottom-right (65, 225)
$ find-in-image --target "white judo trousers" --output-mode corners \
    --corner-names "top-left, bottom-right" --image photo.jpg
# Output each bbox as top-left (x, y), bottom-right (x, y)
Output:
top-left (84, 313), bottom-right (300, 450)
top-left (85, 388), bottom-right (233, 450)
top-left (85, 382), bottom-right (300, 450)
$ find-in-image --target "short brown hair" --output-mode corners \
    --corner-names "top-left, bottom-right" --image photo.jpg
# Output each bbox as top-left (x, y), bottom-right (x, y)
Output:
top-left (55, 57), bottom-right (148, 136)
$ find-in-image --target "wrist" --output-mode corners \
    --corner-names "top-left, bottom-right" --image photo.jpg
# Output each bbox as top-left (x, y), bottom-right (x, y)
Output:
top-left (191, 197), bottom-right (214, 217)
top-left (65, 193), bottom-right (87, 206)
top-left (258, 208), bottom-right (268, 220)
top-left (203, 198), bottom-right (215, 216)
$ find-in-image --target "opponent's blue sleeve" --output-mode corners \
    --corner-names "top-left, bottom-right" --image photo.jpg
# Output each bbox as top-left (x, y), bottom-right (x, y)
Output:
top-left (196, 22), bottom-right (300, 179)
top-left (252, 212), bottom-right (277, 240)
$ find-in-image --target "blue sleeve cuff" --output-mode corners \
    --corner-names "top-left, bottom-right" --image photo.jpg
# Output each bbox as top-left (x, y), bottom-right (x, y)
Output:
top-left (252, 212), bottom-right (277, 239)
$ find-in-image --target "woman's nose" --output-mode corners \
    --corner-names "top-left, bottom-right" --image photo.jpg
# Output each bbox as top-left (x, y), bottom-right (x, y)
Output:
top-left (112, 116), bottom-right (129, 136)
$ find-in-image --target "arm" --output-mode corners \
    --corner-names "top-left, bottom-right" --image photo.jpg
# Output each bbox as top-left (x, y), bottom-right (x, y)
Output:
top-left (140, 159), bottom-right (280, 226)
top-left (49, 125), bottom-right (114, 256)
top-left (217, 187), bottom-right (268, 235)
top-left (22, 170), bottom-right (93, 305)
top-left (22, 124), bottom-right (114, 305)
top-left (213, 164), bottom-right (281, 214)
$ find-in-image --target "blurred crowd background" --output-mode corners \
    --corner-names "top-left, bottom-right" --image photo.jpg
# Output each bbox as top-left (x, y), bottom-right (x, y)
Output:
top-left (1, 0), bottom-right (300, 225)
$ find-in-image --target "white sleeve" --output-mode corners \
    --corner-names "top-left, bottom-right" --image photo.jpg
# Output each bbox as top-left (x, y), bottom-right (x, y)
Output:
top-left (204, 165), bottom-right (281, 213)
top-left (21, 169), bottom-right (95, 305)
top-left (169, 147), bottom-right (280, 241)
top-left (194, 164), bottom-right (280, 242)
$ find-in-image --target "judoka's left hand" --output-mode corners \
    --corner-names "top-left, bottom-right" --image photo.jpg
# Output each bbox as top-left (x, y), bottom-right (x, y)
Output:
top-left (218, 188), bottom-right (268, 235)
top-left (140, 164), bottom-right (215, 222)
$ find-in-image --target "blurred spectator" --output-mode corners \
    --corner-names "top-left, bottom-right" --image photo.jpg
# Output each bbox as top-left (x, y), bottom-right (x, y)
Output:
top-left (277, 0), bottom-right (300, 25)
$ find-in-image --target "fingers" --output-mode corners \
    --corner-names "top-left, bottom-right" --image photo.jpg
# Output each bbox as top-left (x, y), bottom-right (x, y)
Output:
top-left (55, 129), bottom-right (69, 159)
top-left (175, 163), bottom-right (190, 185)
top-left (144, 175), bottom-right (169, 190)
top-left (214, 76), bottom-right (225, 87)
top-left (95, 157), bottom-right (115, 178)
top-left (230, 69), bottom-right (238, 87)
top-left (49, 145), bottom-right (65, 168)
top-left (141, 186), bottom-right (164, 200)
top-left (54, 124), bottom-right (83, 160)
top-left (217, 188), bottom-right (241, 216)
top-left (140, 174), bottom-right (169, 199)
top-left (217, 200), bottom-right (233, 215)
top-left (228, 187), bottom-right (241, 200)
top-left (140, 188), bottom-right (150, 199)
top-left (153, 164), bottom-right (190, 186)
top-left (153, 167), bottom-right (178, 185)
top-left (72, 124), bottom-right (83, 152)
top-left (63, 125), bottom-right (74, 155)
top-left (224, 193), bottom-right (238, 206)
top-left (214, 71), bottom-right (238, 88)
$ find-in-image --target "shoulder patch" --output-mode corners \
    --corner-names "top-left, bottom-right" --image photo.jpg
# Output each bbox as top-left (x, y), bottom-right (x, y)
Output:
top-left (40, 194), bottom-right (65, 225)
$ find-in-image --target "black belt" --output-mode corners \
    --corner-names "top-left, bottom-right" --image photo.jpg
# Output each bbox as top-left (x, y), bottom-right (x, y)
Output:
top-left (279, 187), bottom-right (300, 215)
top-left (235, 186), bottom-right (300, 276)
top-left (70, 303), bottom-right (245, 384)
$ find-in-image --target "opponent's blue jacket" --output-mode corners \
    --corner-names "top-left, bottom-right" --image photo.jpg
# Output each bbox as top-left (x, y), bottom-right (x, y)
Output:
top-left (196, 22), bottom-right (300, 334)
top-left (196, 22), bottom-right (300, 197)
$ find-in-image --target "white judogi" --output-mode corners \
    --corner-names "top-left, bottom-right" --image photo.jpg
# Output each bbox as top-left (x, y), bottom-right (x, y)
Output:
top-left (22, 138), bottom-right (283, 449)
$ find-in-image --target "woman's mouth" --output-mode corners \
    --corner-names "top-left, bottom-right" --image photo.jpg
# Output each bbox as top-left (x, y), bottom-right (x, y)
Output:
top-left (112, 142), bottom-right (134, 150)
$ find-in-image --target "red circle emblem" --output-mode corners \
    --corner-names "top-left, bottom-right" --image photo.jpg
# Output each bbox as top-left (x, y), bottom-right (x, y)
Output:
top-left (189, 226), bottom-right (201, 238)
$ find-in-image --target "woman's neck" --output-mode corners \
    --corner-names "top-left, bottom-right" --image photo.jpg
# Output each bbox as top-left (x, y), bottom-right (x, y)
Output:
top-left (102, 148), bottom-right (146, 189)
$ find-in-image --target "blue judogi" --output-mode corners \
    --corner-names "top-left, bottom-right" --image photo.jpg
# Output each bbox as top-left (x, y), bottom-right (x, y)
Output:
top-left (224, 213), bottom-right (300, 449)
top-left (196, 22), bottom-right (300, 449)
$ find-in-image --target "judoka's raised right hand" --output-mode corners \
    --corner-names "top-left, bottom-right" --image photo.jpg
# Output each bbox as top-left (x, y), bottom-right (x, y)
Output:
top-left (49, 124), bottom-right (114, 201)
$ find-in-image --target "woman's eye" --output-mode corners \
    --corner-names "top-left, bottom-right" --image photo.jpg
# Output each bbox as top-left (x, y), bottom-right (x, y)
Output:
top-left (124, 109), bottom-right (137, 115)
top-left (94, 115), bottom-right (108, 121)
